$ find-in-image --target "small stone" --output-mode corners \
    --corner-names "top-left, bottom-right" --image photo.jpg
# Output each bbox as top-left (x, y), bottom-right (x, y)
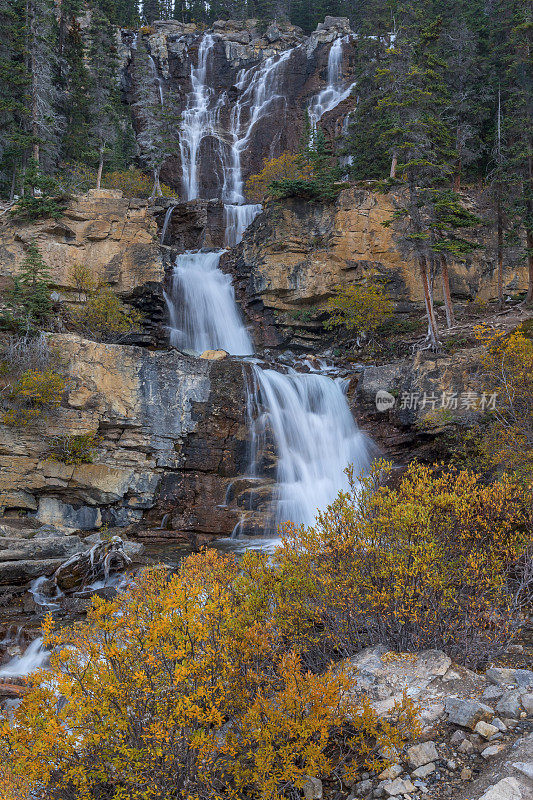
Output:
top-left (521, 694), bottom-right (533, 716)
top-left (445, 697), bottom-right (493, 729)
top-left (411, 763), bottom-right (435, 779)
top-left (458, 739), bottom-right (474, 754)
top-left (503, 718), bottom-right (519, 728)
top-left (450, 730), bottom-right (466, 745)
top-left (475, 721), bottom-right (499, 739)
top-left (491, 717), bottom-right (507, 732)
top-left (302, 777), bottom-right (322, 800)
top-left (460, 767), bottom-right (472, 781)
top-left (406, 741), bottom-right (438, 768)
top-left (496, 690), bottom-right (523, 718)
top-left (446, 760), bottom-right (457, 771)
top-left (199, 349), bottom-right (229, 361)
top-left (378, 765), bottom-right (402, 781)
top-left (481, 743), bottom-right (507, 759)
top-left (353, 779), bottom-right (373, 796)
top-left (383, 778), bottom-right (415, 797)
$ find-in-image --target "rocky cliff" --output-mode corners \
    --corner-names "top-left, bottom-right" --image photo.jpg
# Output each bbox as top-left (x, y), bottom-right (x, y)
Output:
top-left (0, 333), bottom-right (247, 541)
top-left (225, 186), bottom-right (529, 349)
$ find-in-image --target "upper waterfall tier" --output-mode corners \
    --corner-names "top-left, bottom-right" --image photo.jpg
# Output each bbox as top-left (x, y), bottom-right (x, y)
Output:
top-left (132, 19), bottom-right (364, 199)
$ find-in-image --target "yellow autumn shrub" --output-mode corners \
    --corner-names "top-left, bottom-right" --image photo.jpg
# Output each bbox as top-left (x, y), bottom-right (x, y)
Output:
top-left (474, 325), bottom-right (533, 480)
top-left (73, 284), bottom-right (143, 342)
top-left (245, 151), bottom-right (313, 202)
top-left (323, 282), bottom-right (394, 340)
top-left (1, 369), bottom-right (66, 425)
top-left (0, 551), bottom-right (419, 800)
top-left (240, 461), bottom-right (532, 670)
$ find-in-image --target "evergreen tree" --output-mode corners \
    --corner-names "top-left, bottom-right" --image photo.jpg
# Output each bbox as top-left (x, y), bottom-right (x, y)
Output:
top-left (2, 241), bottom-right (52, 333)
top-left (133, 38), bottom-right (180, 197)
top-left (378, 5), bottom-right (455, 347)
top-left (62, 18), bottom-right (92, 163)
top-left (87, 3), bottom-right (121, 188)
top-left (0, 0), bottom-right (30, 199)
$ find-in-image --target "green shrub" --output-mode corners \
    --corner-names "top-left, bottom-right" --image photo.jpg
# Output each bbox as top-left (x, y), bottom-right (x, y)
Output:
top-left (47, 432), bottom-right (99, 465)
top-left (73, 285), bottom-right (143, 342)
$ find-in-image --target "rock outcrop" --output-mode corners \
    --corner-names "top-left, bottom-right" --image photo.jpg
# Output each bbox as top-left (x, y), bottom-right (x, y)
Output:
top-left (225, 188), bottom-right (529, 349)
top-left (0, 191), bottom-right (163, 300)
top-left (0, 334), bottom-right (248, 540)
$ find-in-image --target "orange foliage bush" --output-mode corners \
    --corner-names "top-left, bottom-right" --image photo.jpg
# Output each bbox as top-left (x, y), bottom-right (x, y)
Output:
top-left (240, 461), bottom-right (532, 669)
top-left (0, 551), bottom-right (419, 800)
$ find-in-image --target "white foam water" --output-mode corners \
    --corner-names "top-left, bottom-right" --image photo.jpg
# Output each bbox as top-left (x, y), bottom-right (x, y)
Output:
top-left (248, 366), bottom-right (372, 531)
top-left (0, 637), bottom-right (48, 678)
top-left (224, 203), bottom-right (262, 247)
top-left (164, 250), bottom-right (253, 355)
top-left (308, 37), bottom-right (355, 132)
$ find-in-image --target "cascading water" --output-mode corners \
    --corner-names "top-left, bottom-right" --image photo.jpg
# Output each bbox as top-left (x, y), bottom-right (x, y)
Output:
top-left (164, 250), bottom-right (253, 355)
top-left (248, 366), bottom-right (371, 533)
top-left (148, 54), bottom-right (164, 107)
top-left (224, 203), bottom-right (262, 247)
top-left (179, 34), bottom-right (221, 201)
top-left (308, 36), bottom-right (355, 132)
top-left (165, 31), bottom-right (372, 542)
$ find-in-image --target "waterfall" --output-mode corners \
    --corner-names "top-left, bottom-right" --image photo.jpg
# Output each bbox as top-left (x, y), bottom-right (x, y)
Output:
top-left (164, 31), bottom-right (373, 543)
top-left (164, 250), bottom-right (253, 355)
top-left (179, 34), bottom-right (220, 201)
top-left (148, 54), bottom-right (164, 107)
top-left (224, 203), bottom-right (262, 247)
top-left (160, 205), bottom-right (174, 245)
top-left (308, 37), bottom-right (355, 131)
top-left (248, 366), bottom-right (371, 531)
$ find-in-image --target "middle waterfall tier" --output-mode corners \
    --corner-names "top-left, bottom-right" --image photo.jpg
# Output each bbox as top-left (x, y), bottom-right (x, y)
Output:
top-left (164, 250), bottom-right (253, 356)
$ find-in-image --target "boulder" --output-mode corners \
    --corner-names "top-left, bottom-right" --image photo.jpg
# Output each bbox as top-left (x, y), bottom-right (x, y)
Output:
top-left (406, 741), bottom-right (438, 768)
top-left (475, 721), bottom-right (500, 739)
top-left (486, 669), bottom-right (533, 692)
top-left (199, 349), bottom-right (229, 360)
top-left (496, 691), bottom-right (524, 718)
top-left (479, 777), bottom-right (523, 800)
top-left (445, 697), bottom-right (494, 729)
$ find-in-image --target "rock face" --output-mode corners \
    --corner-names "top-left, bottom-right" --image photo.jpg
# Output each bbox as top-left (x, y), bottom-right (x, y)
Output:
top-left (0, 192), bottom-right (163, 299)
top-left (225, 188), bottom-right (529, 348)
top-left (0, 334), bottom-right (248, 540)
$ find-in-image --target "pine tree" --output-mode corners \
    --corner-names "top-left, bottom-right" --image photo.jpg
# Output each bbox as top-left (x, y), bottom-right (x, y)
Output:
top-left (62, 18), bottom-right (92, 163)
top-left (378, 5), bottom-right (455, 347)
top-left (133, 38), bottom-right (180, 197)
top-left (0, 0), bottom-right (31, 199)
top-left (87, 3), bottom-right (121, 188)
top-left (3, 241), bottom-right (52, 333)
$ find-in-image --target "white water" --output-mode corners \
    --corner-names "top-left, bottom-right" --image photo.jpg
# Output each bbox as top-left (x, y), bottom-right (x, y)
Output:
top-left (223, 49), bottom-right (293, 204)
top-left (308, 37), bottom-right (355, 131)
top-left (179, 34), bottom-right (221, 201)
top-left (164, 250), bottom-right (253, 355)
top-left (160, 205), bottom-right (174, 245)
top-left (224, 203), bottom-right (262, 247)
top-left (148, 54), bottom-right (164, 107)
top-left (249, 366), bottom-right (371, 531)
top-left (167, 31), bottom-right (372, 542)
top-left (179, 33), bottom-right (292, 210)
top-left (0, 637), bottom-right (48, 678)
